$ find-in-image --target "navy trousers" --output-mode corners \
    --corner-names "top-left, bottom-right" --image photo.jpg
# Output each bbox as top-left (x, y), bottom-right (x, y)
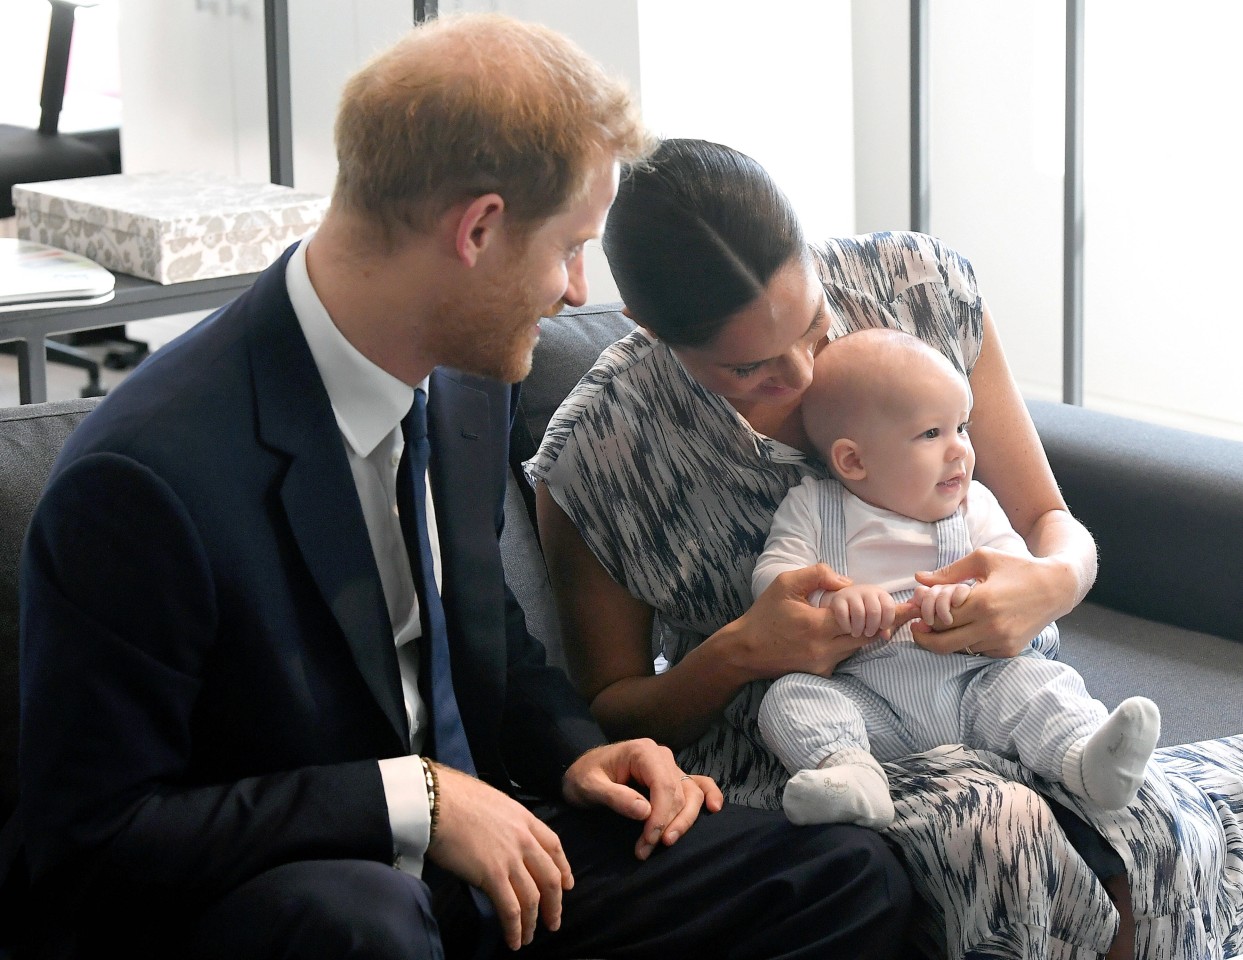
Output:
top-left (180, 802), bottom-right (913, 960)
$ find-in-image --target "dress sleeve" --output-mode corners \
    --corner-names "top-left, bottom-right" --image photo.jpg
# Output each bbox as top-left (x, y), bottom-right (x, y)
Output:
top-left (524, 330), bottom-right (657, 589)
top-left (814, 231), bottom-right (984, 377)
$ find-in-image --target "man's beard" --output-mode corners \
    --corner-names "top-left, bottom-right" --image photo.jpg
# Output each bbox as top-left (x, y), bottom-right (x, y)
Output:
top-left (430, 257), bottom-right (555, 384)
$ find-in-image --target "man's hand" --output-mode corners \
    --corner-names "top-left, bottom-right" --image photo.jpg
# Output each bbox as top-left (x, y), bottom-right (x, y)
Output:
top-left (562, 739), bottom-right (724, 860)
top-left (428, 764), bottom-right (573, 951)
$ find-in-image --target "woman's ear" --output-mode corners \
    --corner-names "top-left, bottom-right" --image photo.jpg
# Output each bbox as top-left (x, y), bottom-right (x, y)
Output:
top-left (623, 307), bottom-right (658, 340)
top-left (449, 193), bottom-right (506, 267)
top-left (831, 438), bottom-right (866, 481)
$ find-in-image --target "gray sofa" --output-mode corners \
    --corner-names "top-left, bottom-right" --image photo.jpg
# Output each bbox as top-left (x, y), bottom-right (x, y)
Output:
top-left (2, 302), bottom-right (1242, 951)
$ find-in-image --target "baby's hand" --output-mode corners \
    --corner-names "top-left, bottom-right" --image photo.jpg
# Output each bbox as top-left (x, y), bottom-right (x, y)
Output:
top-left (912, 582), bottom-right (972, 630)
top-left (820, 584), bottom-right (897, 638)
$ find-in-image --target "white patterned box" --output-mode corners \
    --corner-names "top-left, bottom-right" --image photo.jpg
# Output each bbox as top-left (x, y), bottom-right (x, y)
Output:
top-left (13, 172), bottom-right (329, 284)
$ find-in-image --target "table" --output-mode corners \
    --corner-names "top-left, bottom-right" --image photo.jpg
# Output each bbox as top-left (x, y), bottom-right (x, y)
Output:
top-left (0, 269), bottom-right (259, 404)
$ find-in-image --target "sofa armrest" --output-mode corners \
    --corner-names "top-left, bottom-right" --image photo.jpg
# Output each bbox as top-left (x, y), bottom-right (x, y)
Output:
top-left (0, 398), bottom-right (101, 826)
top-left (1028, 398), bottom-right (1243, 643)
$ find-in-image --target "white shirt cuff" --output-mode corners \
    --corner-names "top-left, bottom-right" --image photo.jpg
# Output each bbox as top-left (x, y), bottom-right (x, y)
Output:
top-left (378, 754), bottom-right (432, 877)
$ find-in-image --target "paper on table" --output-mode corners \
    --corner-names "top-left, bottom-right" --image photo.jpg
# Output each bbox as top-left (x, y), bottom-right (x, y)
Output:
top-left (0, 238), bottom-right (115, 307)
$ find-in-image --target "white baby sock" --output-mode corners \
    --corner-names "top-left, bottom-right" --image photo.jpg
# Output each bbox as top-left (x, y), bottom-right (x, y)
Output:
top-left (781, 748), bottom-right (895, 830)
top-left (1061, 696), bottom-right (1161, 810)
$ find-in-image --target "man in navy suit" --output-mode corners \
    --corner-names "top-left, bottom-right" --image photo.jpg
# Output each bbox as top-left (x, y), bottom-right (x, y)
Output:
top-left (16, 13), bottom-right (911, 959)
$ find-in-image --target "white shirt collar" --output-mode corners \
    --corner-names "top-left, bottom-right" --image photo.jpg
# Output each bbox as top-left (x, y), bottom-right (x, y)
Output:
top-left (286, 234), bottom-right (418, 457)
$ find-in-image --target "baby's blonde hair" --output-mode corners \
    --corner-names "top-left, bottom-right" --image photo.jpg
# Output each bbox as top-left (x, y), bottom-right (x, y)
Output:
top-left (803, 327), bottom-right (964, 460)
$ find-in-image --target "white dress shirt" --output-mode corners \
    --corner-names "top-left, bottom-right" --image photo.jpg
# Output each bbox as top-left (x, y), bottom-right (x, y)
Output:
top-left (286, 235), bottom-right (434, 876)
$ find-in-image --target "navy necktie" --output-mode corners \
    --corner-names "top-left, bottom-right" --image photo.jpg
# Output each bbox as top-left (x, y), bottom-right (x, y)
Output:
top-left (399, 390), bottom-right (501, 950)
top-left (398, 389), bottom-right (477, 776)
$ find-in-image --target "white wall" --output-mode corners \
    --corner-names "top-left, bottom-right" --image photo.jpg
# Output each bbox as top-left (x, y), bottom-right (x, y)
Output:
top-left (0, 0), bottom-right (121, 133)
top-left (287, 1), bottom-right (416, 196)
top-left (1081, 2), bottom-right (1243, 438)
top-left (852, 1), bottom-right (1243, 440)
top-left (916, 3), bottom-right (1066, 405)
top-left (636, 0), bottom-right (856, 246)
top-left (850, 0), bottom-right (910, 236)
top-left (118, 0), bottom-right (270, 181)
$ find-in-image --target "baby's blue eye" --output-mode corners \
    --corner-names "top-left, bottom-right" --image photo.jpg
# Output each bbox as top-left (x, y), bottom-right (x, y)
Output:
top-left (958, 421), bottom-right (971, 435)
top-left (922, 428), bottom-right (940, 440)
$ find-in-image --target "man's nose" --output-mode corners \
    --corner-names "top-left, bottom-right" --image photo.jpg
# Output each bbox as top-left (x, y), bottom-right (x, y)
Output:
top-left (563, 253), bottom-right (588, 308)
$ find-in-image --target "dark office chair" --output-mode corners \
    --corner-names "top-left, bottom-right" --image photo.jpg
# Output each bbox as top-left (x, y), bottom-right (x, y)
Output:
top-left (0, 0), bottom-right (125, 398)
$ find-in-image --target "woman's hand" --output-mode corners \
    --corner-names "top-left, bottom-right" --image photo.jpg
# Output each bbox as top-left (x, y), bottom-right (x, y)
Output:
top-left (910, 546), bottom-right (1076, 657)
top-left (722, 564), bottom-right (915, 679)
top-left (911, 581), bottom-right (972, 630)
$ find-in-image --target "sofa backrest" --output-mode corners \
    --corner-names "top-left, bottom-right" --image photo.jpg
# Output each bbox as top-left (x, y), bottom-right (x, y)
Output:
top-left (0, 398), bottom-right (100, 825)
top-left (500, 303), bottom-right (637, 673)
top-left (510, 302), bottom-right (636, 482)
top-left (1028, 398), bottom-right (1243, 644)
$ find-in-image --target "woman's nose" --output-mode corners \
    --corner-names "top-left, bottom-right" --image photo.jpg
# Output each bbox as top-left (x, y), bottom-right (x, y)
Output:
top-left (774, 344), bottom-right (815, 392)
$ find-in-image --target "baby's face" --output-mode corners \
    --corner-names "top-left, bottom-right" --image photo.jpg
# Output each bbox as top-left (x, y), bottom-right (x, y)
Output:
top-left (849, 363), bottom-right (975, 522)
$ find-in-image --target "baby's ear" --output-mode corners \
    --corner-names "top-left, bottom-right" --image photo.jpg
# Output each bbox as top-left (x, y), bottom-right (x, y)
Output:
top-left (831, 439), bottom-right (866, 481)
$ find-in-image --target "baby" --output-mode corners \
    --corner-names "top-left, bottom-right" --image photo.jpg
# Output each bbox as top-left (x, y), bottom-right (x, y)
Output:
top-left (754, 327), bottom-right (1160, 829)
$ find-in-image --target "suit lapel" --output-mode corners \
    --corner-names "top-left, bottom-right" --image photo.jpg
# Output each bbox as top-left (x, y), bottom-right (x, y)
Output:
top-left (428, 371), bottom-right (506, 754)
top-left (246, 259), bottom-right (408, 750)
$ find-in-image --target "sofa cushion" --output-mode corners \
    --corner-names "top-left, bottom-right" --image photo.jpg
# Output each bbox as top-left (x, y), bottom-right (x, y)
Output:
top-left (1059, 601), bottom-right (1243, 746)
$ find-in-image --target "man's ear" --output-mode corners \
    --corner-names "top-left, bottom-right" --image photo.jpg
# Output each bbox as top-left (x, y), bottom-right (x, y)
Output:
top-left (831, 439), bottom-right (866, 481)
top-left (450, 193), bottom-right (506, 267)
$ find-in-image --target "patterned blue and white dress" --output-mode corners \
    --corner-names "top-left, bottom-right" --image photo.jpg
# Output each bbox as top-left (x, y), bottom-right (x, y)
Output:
top-left (527, 232), bottom-right (1243, 959)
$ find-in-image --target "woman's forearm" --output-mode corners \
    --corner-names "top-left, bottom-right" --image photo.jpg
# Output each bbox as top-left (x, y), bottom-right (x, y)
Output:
top-left (538, 481), bottom-right (762, 750)
top-left (590, 564), bottom-right (862, 750)
top-left (538, 483), bottom-right (858, 751)
top-left (590, 621), bottom-right (757, 750)
top-left (1024, 507), bottom-right (1098, 617)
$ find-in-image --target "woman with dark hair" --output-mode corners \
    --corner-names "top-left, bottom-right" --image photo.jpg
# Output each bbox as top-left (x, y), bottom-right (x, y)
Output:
top-left (527, 138), bottom-right (1243, 958)
top-left (600, 138), bottom-right (806, 347)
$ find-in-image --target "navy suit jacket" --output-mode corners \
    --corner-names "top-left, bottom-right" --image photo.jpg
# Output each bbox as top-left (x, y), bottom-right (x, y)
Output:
top-left (17, 246), bottom-right (606, 921)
